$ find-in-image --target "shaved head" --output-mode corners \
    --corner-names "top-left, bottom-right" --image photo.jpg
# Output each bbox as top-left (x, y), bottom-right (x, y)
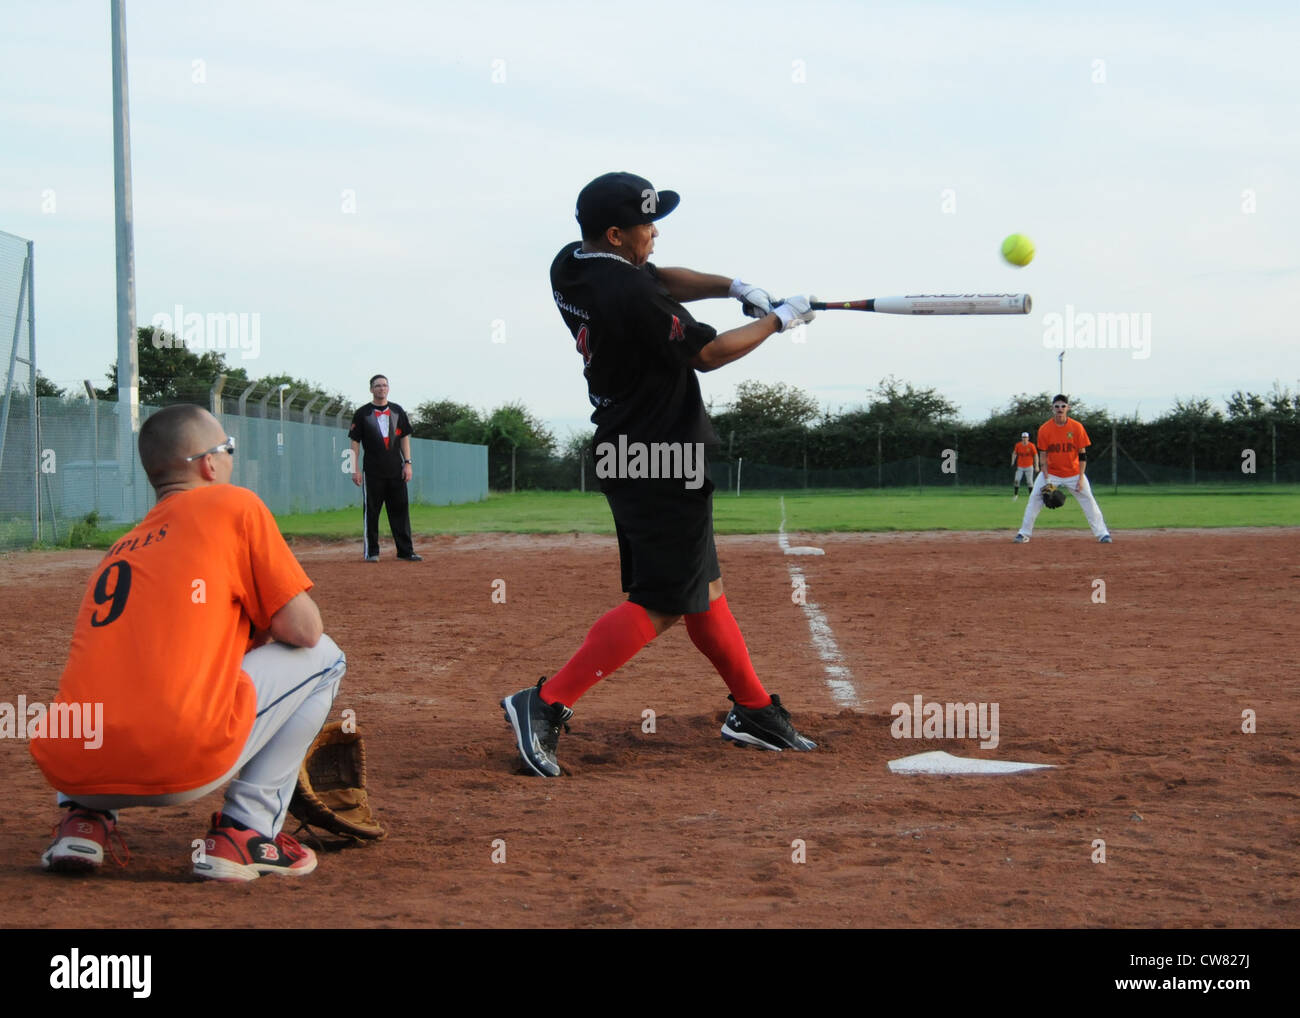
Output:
top-left (138, 404), bottom-right (218, 487)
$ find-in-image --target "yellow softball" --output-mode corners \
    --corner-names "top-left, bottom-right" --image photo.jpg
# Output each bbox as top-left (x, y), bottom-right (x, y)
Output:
top-left (1001, 233), bottom-right (1035, 267)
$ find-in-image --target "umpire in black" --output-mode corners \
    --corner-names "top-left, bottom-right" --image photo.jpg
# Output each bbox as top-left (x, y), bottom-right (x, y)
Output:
top-left (349, 374), bottom-right (421, 562)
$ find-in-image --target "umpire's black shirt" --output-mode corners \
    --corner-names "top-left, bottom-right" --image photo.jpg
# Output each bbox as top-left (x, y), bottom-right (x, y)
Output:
top-left (349, 402), bottom-right (411, 478)
top-left (550, 242), bottom-right (720, 449)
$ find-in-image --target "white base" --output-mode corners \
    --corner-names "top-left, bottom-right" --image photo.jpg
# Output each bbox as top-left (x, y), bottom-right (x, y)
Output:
top-left (887, 750), bottom-right (1056, 775)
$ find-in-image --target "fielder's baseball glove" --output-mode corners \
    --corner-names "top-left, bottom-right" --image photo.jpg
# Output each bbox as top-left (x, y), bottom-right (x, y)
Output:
top-left (1042, 483), bottom-right (1067, 509)
top-left (288, 721), bottom-right (386, 842)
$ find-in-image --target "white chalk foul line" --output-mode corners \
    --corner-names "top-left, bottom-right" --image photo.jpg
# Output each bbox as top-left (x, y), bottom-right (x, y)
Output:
top-left (779, 496), bottom-right (861, 708)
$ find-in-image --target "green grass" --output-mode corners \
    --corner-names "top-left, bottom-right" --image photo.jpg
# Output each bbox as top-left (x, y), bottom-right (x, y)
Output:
top-left (770, 486), bottom-right (1300, 532)
top-left (278, 485), bottom-right (1299, 539)
top-left (276, 491), bottom-right (621, 538)
top-left (10, 485), bottom-right (1296, 552)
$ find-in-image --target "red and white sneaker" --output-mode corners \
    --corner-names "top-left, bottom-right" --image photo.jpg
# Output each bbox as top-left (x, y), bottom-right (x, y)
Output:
top-left (42, 807), bottom-right (129, 873)
top-left (193, 813), bottom-right (318, 882)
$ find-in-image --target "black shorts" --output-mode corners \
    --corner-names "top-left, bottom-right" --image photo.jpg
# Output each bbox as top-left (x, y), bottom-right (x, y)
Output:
top-left (603, 477), bottom-right (720, 615)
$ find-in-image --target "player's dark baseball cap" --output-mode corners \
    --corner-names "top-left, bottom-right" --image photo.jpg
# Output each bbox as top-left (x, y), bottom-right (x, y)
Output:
top-left (576, 172), bottom-right (680, 235)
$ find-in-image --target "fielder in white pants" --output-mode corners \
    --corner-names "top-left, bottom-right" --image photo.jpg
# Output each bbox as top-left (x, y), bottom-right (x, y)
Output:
top-left (1018, 471), bottom-right (1111, 538)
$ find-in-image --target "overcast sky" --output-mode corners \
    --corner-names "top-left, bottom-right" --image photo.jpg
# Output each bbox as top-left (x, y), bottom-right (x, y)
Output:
top-left (2, 0), bottom-right (1296, 440)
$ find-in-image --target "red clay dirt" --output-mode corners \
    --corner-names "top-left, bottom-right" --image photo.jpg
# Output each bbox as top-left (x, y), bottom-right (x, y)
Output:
top-left (1, 528), bottom-right (1296, 928)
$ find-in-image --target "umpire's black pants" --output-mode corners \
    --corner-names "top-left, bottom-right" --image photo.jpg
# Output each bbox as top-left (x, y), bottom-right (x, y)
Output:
top-left (362, 472), bottom-right (414, 558)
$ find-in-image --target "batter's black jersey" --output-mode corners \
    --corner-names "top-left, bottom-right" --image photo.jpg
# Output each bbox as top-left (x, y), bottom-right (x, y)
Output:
top-left (348, 402), bottom-right (411, 478)
top-left (550, 242), bottom-right (720, 448)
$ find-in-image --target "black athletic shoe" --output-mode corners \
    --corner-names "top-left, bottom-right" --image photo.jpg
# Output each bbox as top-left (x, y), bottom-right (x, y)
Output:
top-left (398, 553), bottom-right (423, 561)
top-left (721, 694), bottom-right (817, 752)
top-left (501, 677), bottom-right (573, 777)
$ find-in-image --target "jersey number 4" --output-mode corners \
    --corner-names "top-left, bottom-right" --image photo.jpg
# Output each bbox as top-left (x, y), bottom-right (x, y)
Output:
top-left (574, 325), bottom-right (591, 366)
top-left (90, 559), bottom-right (132, 627)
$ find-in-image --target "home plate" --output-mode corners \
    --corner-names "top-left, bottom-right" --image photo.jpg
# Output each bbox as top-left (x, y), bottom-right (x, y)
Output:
top-left (784, 546), bottom-right (825, 556)
top-left (887, 750), bottom-right (1057, 775)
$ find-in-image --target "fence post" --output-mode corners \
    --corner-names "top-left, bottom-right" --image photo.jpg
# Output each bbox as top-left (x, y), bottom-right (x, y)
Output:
top-left (85, 381), bottom-right (100, 513)
top-left (0, 247), bottom-right (31, 487)
top-left (209, 374), bottom-right (226, 416)
top-left (877, 424), bottom-right (882, 489)
top-left (1272, 420), bottom-right (1277, 484)
top-left (33, 390), bottom-right (42, 542)
top-left (1111, 422), bottom-right (1117, 494)
top-left (238, 381), bottom-right (257, 418)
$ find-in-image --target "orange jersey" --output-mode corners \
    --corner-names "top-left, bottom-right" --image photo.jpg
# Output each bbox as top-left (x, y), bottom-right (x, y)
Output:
top-left (1037, 417), bottom-right (1091, 477)
top-left (1014, 441), bottom-right (1037, 468)
top-left (30, 484), bottom-right (311, 797)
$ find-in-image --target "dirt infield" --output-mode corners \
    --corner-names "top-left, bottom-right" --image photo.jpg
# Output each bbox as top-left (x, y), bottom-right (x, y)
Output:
top-left (1, 528), bottom-right (1297, 928)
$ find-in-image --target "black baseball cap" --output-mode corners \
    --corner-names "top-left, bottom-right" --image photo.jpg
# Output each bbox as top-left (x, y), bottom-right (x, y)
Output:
top-left (575, 172), bottom-right (680, 234)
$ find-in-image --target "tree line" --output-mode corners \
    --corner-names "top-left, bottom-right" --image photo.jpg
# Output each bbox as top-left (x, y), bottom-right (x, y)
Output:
top-left (23, 340), bottom-right (1299, 487)
top-left (415, 377), bottom-right (1300, 489)
top-left (29, 329), bottom-right (352, 418)
top-left (702, 378), bottom-right (1298, 485)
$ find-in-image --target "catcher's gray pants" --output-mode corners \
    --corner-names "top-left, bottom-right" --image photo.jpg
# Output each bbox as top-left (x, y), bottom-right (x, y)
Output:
top-left (58, 637), bottom-right (345, 838)
top-left (1018, 472), bottom-right (1110, 537)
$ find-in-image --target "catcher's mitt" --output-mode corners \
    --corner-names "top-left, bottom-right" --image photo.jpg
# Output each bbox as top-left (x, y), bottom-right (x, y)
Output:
top-left (288, 721), bottom-right (386, 842)
top-left (1042, 483), bottom-right (1067, 509)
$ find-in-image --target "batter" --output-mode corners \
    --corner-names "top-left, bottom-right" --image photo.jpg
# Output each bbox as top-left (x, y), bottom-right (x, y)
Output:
top-left (502, 171), bottom-right (819, 777)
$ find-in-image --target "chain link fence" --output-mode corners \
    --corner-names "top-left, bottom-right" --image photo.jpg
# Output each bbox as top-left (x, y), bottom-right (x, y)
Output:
top-left (477, 420), bottom-right (1300, 494)
top-left (1, 398), bottom-right (487, 548)
top-left (0, 230), bottom-right (36, 546)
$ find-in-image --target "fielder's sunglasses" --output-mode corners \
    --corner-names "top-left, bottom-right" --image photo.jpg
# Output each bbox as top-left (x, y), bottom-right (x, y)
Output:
top-left (184, 436), bottom-right (237, 461)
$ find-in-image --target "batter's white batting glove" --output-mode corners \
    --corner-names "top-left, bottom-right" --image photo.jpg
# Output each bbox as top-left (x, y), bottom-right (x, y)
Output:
top-left (773, 295), bottom-right (817, 332)
top-left (729, 279), bottom-right (775, 319)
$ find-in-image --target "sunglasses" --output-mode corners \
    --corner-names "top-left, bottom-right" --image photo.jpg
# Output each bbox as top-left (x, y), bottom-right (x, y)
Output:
top-left (184, 436), bottom-right (237, 462)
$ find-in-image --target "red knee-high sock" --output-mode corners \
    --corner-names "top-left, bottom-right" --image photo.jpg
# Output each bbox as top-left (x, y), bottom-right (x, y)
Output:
top-left (684, 594), bottom-right (770, 709)
top-left (542, 601), bottom-right (658, 707)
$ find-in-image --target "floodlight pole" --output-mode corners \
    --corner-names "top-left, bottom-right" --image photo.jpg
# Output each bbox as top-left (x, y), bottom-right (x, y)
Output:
top-left (111, 0), bottom-right (139, 507)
